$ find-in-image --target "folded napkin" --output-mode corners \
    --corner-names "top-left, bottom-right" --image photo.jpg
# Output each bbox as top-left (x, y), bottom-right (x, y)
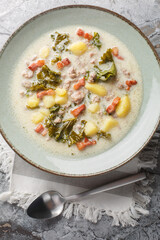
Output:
top-left (0, 129), bottom-right (159, 226)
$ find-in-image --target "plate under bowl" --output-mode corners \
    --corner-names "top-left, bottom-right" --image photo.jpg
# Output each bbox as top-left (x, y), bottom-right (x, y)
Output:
top-left (0, 5), bottom-right (159, 177)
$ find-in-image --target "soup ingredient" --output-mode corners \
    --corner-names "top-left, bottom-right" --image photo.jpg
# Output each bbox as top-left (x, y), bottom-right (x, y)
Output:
top-left (97, 131), bottom-right (111, 140)
top-left (106, 97), bottom-right (121, 114)
top-left (90, 32), bottom-right (102, 49)
top-left (56, 61), bottom-right (64, 69)
top-left (76, 137), bottom-right (96, 151)
top-left (35, 65), bottom-right (61, 89)
top-left (28, 60), bottom-right (45, 71)
top-left (39, 46), bottom-right (50, 58)
top-left (51, 32), bottom-right (70, 52)
top-left (88, 103), bottom-right (100, 113)
top-left (55, 94), bottom-right (68, 105)
top-left (73, 77), bottom-right (85, 90)
top-left (55, 88), bottom-right (67, 96)
top-left (27, 95), bottom-right (40, 109)
top-left (126, 80), bottom-right (137, 90)
top-left (70, 41), bottom-right (87, 56)
top-left (101, 116), bottom-right (118, 132)
top-left (116, 95), bottom-right (131, 117)
top-left (46, 117), bottom-right (76, 141)
top-left (35, 123), bottom-right (44, 133)
top-left (39, 109), bottom-right (50, 117)
top-left (56, 58), bottom-right (71, 69)
top-left (99, 48), bottom-right (114, 64)
top-left (112, 47), bottom-right (124, 60)
top-left (32, 112), bottom-right (45, 124)
top-left (37, 89), bottom-right (55, 99)
top-left (51, 55), bottom-right (62, 64)
top-left (70, 90), bottom-right (85, 104)
top-left (94, 64), bottom-right (117, 82)
top-left (71, 104), bottom-right (86, 117)
top-left (43, 95), bottom-right (55, 108)
top-left (85, 83), bottom-right (107, 96)
top-left (84, 121), bottom-right (98, 136)
top-left (76, 28), bottom-right (85, 37)
top-left (84, 33), bottom-right (93, 40)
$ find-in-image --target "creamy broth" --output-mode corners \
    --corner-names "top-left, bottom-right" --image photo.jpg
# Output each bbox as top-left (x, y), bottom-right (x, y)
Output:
top-left (11, 25), bottom-right (143, 158)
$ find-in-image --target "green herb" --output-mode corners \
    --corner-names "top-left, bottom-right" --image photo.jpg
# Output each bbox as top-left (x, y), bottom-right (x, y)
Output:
top-left (68, 120), bottom-right (86, 146)
top-left (25, 89), bottom-right (32, 97)
top-left (45, 116), bottom-right (86, 146)
top-left (87, 92), bottom-right (92, 103)
top-left (84, 71), bottom-right (90, 80)
top-left (90, 32), bottom-right (102, 49)
top-left (94, 63), bottom-right (117, 82)
top-left (51, 55), bottom-right (62, 64)
top-left (97, 131), bottom-right (111, 140)
top-left (29, 65), bottom-right (62, 91)
top-left (51, 32), bottom-right (70, 53)
top-left (99, 48), bottom-right (113, 64)
top-left (49, 104), bottom-right (60, 113)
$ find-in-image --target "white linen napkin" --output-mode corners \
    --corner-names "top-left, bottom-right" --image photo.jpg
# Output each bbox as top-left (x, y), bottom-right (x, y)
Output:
top-left (0, 130), bottom-right (159, 226)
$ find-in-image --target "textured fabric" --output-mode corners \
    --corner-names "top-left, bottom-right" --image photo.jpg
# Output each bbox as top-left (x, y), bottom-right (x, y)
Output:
top-left (0, 131), bottom-right (159, 226)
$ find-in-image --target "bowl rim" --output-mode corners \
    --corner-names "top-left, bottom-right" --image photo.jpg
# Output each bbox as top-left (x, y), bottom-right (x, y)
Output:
top-left (0, 4), bottom-right (160, 178)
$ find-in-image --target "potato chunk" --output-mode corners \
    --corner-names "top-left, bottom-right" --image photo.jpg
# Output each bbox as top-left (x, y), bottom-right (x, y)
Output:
top-left (32, 112), bottom-right (44, 124)
top-left (84, 121), bottom-right (98, 137)
top-left (43, 96), bottom-right (55, 108)
top-left (101, 116), bottom-right (118, 132)
top-left (39, 46), bottom-right (50, 58)
top-left (55, 88), bottom-right (67, 97)
top-left (55, 94), bottom-right (68, 105)
top-left (27, 95), bottom-right (39, 109)
top-left (85, 83), bottom-right (107, 96)
top-left (70, 41), bottom-right (87, 56)
top-left (88, 103), bottom-right (100, 113)
top-left (116, 95), bottom-right (131, 117)
top-left (40, 108), bottom-right (50, 117)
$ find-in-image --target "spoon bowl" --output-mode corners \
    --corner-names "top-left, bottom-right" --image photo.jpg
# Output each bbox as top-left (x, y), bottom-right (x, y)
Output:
top-left (27, 191), bottom-right (65, 219)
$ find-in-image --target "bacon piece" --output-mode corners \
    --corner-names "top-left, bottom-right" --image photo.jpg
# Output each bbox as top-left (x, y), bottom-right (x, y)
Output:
top-left (71, 104), bottom-right (86, 117)
top-left (106, 97), bottom-right (121, 114)
top-left (73, 78), bottom-right (85, 90)
top-left (77, 137), bottom-right (96, 151)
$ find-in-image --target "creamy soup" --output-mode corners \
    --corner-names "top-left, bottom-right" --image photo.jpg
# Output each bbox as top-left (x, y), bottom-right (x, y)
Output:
top-left (11, 25), bottom-right (143, 158)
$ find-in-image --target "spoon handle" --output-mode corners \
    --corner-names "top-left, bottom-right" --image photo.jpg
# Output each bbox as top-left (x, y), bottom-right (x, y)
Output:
top-left (65, 172), bottom-right (146, 202)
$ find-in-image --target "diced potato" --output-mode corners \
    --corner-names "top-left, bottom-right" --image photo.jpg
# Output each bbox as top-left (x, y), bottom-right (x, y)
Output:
top-left (43, 96), bottom-right (55, 108)
top-left (39, 46), bottom-right (50, 58)
top-left (69, 41), bottom-right (87, 56)
top-left (88, 103), bottom-right (100, 113)
top-left (40, 108), bottom-right (50, 117)
top-left (116, 95), bottom-right (131, 117)
top-left (32, 112), bottom-right (44, 124)
top-left (101, 116), bottom-right (118, 132)
top-left (85, 83), bottom-right (107, 96)
top-left (55, 88), bottom-right (67, 97)
top-left (27, 95), bottom-right (39, 109)
top-left (84, 121), bottom-right (98, 137)
top-left (55, 94), bottom-right (68, 105)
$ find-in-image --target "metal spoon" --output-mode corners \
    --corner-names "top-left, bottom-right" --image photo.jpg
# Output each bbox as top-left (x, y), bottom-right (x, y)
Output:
top-left (27, 172), bottom-right (146, 219)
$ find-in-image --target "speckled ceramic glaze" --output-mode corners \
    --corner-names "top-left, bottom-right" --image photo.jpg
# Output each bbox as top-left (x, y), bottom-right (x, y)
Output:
top-left (0, 5), bottom-right (159, 177)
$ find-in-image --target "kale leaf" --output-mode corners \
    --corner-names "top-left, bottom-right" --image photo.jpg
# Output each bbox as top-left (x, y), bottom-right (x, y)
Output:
top-left (92, 48), bottom-right (117, 82)
top-left (90, 32), bottom-right (102, 49)
top-left (97, 131), bottom-right (111, 140)
top-left (29, 65), bottom-right (62, 91)
top-left (51, 32), bottom-right (70, 53)
top-left (51, 55), bottom-right (62, 64)
top-left (94, 63), bottom-right (117, 82)
top-left (99, 48), bottom-right (113, 64)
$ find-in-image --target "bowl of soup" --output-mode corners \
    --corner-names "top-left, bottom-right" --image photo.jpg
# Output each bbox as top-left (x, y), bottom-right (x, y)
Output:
top-left (0, 6), bottom-right (159, 177)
